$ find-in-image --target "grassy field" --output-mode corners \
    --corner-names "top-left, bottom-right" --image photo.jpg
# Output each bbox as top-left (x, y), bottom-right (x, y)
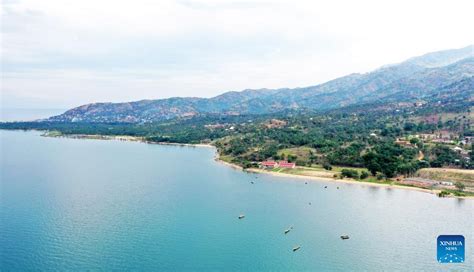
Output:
top-left (218, 154), bottom-right (234, 163)
top-left (409, 109), bottom-right (473, 125)
top-left (277, 147), bottom-right (317, 161)
top-left (415, 168), bottom-right (474, 184)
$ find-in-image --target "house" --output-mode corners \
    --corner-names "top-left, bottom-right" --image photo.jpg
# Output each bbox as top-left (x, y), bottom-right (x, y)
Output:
top-left (264, 119), bottom-right (287, 129)
top-left (463, 136), bottom-right (473, 144)
top-left (419, 133), bottom-right (437, 141)
top-left (395, 138), bottom-right (413, 147)
top-left (438, 130), bottom-right (454, 140)
top-left (414, 101), bottom-right (425, 107)
top-left (278, 161), bottom-right (296, 169)
top-left (261, 161), bottom-right (278, 169)
top-left (431, 138), bottom-right (454, 144)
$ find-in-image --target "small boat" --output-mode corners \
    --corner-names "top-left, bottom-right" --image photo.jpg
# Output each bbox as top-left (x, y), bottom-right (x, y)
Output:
top-left (284, 226), bottom-right (293, 234)
top-left (340, 235), bottom-right (350, 240)
top-left (337, 187), bottom-right (339, 189)
top-left (250, 181), bottom-right (254, 184)
top-left (292, 246), bottom-right (301, 252)
top-left (238, 214), bottom-right (245, 219)
top-left (324, 186), bottom-right (327, 188)
top-left (305, 182), bottom-right (308, 184)
top-left (309, 202), bottom-right (312, 205)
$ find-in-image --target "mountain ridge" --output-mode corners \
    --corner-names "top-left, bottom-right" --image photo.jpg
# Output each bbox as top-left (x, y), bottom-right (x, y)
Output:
top-left (47, 45), bottom-right (474, 123)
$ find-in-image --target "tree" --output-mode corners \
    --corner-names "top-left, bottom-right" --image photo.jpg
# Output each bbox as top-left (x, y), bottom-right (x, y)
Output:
top-left (323, 163), bottom-right (332, 170)
top-left (455, 182), bottom-right (465, 192)
top-left (363, 152), bottom-right (381, 175)
top-left (287, 154), bottom-right (297, 163)
top-left (409, 137), bottom-right (420, 145)
top-left (429, 145), bottom-right (461, 167)
top-left (470, 145), bottom-right (474, 169)
top-left (341, 169), bottom-right (359, 179)
top-left (360, 171), bottom-right (369, 179)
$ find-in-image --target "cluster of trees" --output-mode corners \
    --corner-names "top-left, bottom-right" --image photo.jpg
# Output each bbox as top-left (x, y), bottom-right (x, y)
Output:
top-left (327, 143), bottom-right (365, 167)
top-left (427, 145), bottom-right (463, 168)
top-left (362, 143), bottom-right (421, 178)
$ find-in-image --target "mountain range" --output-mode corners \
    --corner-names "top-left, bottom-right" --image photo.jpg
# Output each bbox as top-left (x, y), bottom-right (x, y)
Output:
top-left (48, 45), bottom-right (474, 123)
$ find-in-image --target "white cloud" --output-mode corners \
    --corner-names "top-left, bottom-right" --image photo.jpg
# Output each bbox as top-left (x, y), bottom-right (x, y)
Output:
top-left (1, 0), bottom-right (473, 108)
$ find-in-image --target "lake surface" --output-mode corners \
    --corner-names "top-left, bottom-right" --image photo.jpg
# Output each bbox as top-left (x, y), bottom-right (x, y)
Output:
top-left (1, 130), bottom-right (472, 270)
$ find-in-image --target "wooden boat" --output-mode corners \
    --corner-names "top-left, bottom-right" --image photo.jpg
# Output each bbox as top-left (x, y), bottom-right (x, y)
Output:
top-left (292, 246), bottom-right (301, 252)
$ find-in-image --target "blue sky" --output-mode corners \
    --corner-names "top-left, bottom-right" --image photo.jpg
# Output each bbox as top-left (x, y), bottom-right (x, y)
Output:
top-left (1, 0), bottom-right (473, 109)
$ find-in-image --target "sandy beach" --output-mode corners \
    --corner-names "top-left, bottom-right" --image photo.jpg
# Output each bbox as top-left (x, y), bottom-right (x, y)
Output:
top-left (213, 151), bottom-right (474, 198)
top-left (245, 167), bottom-right (440, 195)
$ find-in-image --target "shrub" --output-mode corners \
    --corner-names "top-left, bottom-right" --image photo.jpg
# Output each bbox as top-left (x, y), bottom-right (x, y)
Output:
top-left (360, 171), bottom-right (369, 179)
top-left (438, 190), bottom-right (450, 197)
top-left (242, 161), bottom-right (253, 169)
top-left (295, 160), bottom-right (307, 166)
top-left (323, 163), bottom-right (333, 170)
top-left (453, 191), bottom-right (466, 197)
top-left (341, 169), bottom-right (359, 179)
top-left (455, 182), bottom-right (465, 192)
top-left (287, 154), bottom-right (297, 163)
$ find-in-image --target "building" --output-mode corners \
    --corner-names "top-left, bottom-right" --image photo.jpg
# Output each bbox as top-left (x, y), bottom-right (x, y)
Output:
top-left (419, 133), bottom-right (437, 141)
top-left (264, 119), bottom-right (287, 129)
top-left (431, 138), bottom-right (454, 144)
top-left (462, 136), bottom-right (473, 145)
top-left (278, 161), bottom-right (296, 168)
top-left (261, 161), bottom-right (278, 169)
top-left (395, 138), bottom-right (413, 148)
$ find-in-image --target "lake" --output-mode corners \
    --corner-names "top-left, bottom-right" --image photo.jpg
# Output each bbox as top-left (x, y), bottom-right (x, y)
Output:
top-left (1, 130), bottom-right (472, 270)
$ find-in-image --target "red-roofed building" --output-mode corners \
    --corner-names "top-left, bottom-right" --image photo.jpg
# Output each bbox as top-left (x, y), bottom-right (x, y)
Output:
top-left (278, 161), bottom-right (296, 168)
top-left (261, 161), bottom-right (278, 169)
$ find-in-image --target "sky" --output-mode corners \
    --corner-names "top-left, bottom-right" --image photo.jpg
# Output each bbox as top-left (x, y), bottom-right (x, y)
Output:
top-left (1, 0), bottom-right (473, 109)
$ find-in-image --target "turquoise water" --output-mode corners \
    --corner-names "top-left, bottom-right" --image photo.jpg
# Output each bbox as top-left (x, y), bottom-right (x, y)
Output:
top-left (1, 130), bottom-right (472, 271)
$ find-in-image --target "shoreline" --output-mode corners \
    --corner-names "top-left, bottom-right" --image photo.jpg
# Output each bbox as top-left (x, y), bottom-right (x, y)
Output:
top-left (38, 131), bottom-right (473, 199)
top-left (213, 151), bottom-right (473, 199)
top-left (245, 167), bottom-right (439, 195)
top-left (42, 132), bottom-right (214, 148)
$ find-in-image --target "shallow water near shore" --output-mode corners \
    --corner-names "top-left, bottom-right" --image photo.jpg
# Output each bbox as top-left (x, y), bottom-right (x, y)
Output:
top-left (1, 130), bottom-right (472, 270)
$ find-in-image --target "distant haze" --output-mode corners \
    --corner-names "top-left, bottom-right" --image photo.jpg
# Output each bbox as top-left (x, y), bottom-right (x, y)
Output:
top-left (1, 0), bottom-right (473, 109)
